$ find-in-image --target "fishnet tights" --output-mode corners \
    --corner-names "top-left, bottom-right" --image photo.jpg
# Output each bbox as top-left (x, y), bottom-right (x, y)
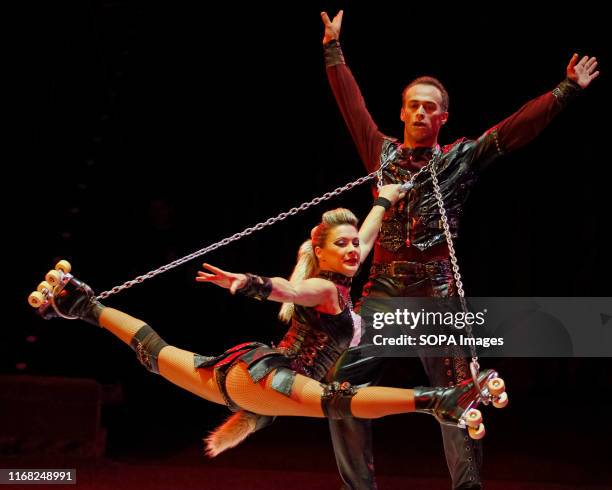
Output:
top-left (100, 308), bottom-right (415, 418)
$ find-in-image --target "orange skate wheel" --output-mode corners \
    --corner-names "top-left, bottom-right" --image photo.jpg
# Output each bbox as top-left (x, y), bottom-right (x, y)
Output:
top-left (28, 291), bottom-right (45, 308)
top-left (45, 269), bottom-right (62, 286)
top-left (37, 281), bottom-right (52, 293)
top-left (468, 423), bottom-right (486, 440)
top-left (55, 260), bottom-right (71, 274)
top-left (487, 377), bottom-right (505, 396)
top-left (465, 408), bottom-right (482, 428)
top-left (492, 391), bottom-right (508, 409)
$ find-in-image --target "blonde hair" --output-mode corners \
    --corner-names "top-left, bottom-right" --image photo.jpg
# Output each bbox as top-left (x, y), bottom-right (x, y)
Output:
top-left (278, 208), bottom-right (358, 323)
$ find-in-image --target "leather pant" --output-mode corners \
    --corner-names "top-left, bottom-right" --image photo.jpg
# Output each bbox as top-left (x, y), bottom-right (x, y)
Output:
top-left (327, 260), bottom-right (483, 489)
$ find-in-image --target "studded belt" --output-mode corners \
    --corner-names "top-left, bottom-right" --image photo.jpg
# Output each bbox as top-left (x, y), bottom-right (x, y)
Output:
top-left (370, 259), bottom-right (451, 278)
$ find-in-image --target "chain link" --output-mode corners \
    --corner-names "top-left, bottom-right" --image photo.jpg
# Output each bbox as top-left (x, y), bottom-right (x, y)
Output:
top-left (96, 170), bottom-right (380, 300)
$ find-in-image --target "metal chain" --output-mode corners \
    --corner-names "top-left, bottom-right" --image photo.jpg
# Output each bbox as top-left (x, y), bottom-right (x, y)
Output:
top-left (429, 158), bottom-right (479, 366)
top-left (96, 170), bottom-right (380, 300)
top-left (378, 145), bottom-right (440, 191)
top-left (377, 144), bottom-right (479, 368)
top-left (376, 160), bottom-right (388, 189)
top-left (377, 145), bottom-right (479, 365)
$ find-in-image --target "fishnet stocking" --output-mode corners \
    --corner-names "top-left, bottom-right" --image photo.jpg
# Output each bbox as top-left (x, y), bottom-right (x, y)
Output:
top-left (99, 307), bottom-right (416, 418)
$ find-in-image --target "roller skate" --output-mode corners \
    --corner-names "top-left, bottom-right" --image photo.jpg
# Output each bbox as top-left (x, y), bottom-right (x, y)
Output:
top-left (27, 260), bottom-right (104, 325)
top-left (414, 368), bottom-right (508, 439)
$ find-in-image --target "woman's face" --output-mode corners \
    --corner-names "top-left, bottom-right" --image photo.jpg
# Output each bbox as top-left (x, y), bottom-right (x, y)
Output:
top-left (315, 224), bottom-right (361, 277)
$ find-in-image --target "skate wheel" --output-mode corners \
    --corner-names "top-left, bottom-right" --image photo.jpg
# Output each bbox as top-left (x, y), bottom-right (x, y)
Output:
top-left (28, 291), bottom-right (45, 308)
top-left (492, 391), bottom-right (508, 409)
top-left (55, 260), bottom-right (71, 274)
top-left (37, 281), bottom-right (53, 294)
top-left (468, 423), bottom-right (486, 440)
top-left (487, 377), bottom-right (505, 396)
top-left (45, 269), bottom-right (62, 286)
top-left (465, 408), bottom-right (482, 428)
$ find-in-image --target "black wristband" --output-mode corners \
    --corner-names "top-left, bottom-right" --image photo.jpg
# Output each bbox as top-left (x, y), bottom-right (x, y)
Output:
top-left (373, 197), bottom-right (392, 210)
top-left (552, 78), bottom-right (582, 106)
top-left (323, 39), bottom-right (345, 67)
top-left (236, 273), bottom-right (273, 301)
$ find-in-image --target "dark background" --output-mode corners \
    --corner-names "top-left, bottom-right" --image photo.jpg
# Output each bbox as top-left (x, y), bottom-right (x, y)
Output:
top-left (4, 1), bottom-right (611, 488)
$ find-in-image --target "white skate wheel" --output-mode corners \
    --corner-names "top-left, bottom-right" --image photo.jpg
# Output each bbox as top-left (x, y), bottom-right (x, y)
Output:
top-left (55, 260), bottom-right (71, 273)
top-left (465, 408), bottom-right (483, 428)
top-left (488, 377), bottom-right (505, 396)
top-left (28, 291), bottom-right (45, 308)
top-left (468, 423), bottom-right (486, 440)
top-left (37, 281), bottom-right (52, 294)
top-left (45, 269), bottom-right (62, 286)
top-left (492, 391), bottom-right (508, 409)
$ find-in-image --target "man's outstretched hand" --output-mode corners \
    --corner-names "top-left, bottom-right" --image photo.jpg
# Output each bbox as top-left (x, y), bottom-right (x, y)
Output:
top-left (321, 10), bottom-right (343, 45)
top-left (567, 54), bottom-right (599, 89)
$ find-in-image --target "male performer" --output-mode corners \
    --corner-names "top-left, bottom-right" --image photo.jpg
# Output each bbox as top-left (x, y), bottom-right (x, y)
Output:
top-left (321, 10), bottom-right (599, 490)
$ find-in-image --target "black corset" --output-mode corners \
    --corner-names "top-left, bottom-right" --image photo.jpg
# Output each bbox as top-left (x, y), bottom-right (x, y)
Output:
top-left (277, 272), bottom-right (355, 380)
top-left (277, 307), bottom-right (354, 380)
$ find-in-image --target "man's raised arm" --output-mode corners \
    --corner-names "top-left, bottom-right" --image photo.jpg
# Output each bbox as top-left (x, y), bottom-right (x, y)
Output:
top-left (471, 54), bottom-right (599, 171)
top-left (322, 10), bottom-right (385, 173)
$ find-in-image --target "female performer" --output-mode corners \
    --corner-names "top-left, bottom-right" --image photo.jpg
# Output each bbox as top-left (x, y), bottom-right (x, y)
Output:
top-left (29, 185), bottom-right (500, 456)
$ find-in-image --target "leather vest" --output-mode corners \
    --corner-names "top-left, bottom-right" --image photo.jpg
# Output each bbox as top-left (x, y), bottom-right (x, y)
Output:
top-left (376, 132), bottom-right (500, 254)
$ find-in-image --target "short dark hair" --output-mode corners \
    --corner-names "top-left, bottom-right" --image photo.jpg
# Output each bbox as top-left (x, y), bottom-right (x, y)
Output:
top-left (402, 76), bottom-right (449, 112)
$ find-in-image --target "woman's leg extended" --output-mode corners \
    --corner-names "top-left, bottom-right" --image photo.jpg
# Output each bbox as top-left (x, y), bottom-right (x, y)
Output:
top-left (99, 307), bottom-right (224, 405)
top-left (224, 363), bottom-right (416, 419)
top-left (102, 308), bottom-right (417, 419)
top-left (101, 308), bottom-right (417, 418)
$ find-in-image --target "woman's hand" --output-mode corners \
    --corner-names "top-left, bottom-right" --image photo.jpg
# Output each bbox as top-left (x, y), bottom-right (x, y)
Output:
top-left (196, 263), bottom-right (248, 294)
top-left (378, 183), bottom-right (407, 206)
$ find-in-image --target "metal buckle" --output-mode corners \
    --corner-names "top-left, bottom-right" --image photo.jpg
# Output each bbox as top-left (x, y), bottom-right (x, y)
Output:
top-left (390, 261), bottom-right (417, 277)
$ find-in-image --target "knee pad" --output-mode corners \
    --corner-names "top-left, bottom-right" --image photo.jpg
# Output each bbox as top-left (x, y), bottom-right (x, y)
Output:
top-left (130, 324), bottom-right (169, 374)
top-left (321, 381), bottom-right (356, 419)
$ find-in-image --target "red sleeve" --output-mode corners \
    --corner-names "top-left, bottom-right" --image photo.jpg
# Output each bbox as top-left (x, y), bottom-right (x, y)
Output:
top-left (471, 79), bottom-right (582, 170)
top-left (325, 42), bottom-right (385, 173)
top-left (495, 91), bottom-right (561, 152)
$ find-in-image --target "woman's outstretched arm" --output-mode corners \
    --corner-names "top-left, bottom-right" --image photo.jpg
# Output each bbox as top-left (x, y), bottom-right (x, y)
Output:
top-left (196, 264), bottom-right (337, 308)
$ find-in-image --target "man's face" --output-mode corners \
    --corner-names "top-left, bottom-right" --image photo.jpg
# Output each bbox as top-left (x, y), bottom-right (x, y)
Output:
top-left (400, 84), bottom-right (448, 146)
